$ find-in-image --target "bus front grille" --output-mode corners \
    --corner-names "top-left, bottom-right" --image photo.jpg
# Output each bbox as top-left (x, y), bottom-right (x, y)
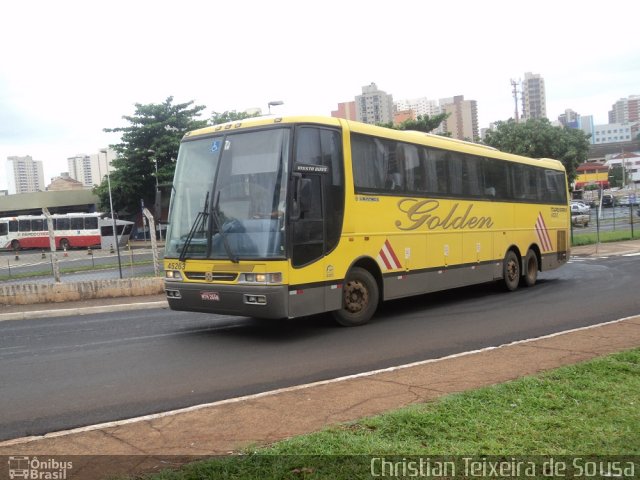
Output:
top-left (184, 272), bottom-right (239, 282)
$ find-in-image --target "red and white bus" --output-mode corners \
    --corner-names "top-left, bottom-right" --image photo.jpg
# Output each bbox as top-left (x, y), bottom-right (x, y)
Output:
top-left (0, 213), bottom-right (133, 251)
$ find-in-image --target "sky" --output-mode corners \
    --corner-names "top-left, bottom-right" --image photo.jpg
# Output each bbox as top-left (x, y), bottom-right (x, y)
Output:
top-left (1, 0), bottom-right (639, 190)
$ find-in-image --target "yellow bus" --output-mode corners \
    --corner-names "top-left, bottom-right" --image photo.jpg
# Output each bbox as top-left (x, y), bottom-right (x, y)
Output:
top-left (164, 116), bottom-right (570, 326)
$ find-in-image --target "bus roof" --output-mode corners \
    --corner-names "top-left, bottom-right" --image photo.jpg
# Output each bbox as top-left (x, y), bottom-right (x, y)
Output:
top-left (183, 115), bottom-right (565, 172)
top-left (0, 212), bottom-right (105, 221)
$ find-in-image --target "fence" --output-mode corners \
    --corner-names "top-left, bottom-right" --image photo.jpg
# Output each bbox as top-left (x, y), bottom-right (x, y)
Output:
top-left (571, 204), bottom-right (640, 245)
top-left (0, 209), bottom-right (164, 305)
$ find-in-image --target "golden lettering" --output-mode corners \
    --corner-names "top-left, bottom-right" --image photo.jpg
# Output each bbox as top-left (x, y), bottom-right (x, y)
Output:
top-left (395, 199), bottom-right (493, 231)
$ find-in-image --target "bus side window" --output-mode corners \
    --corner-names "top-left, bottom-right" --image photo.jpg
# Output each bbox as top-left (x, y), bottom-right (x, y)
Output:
top-left (56, 218), bottom-right (70, 230)
top-left (398, 143), bottom-right (422, 193)
top-left (427, 149), bottom-right (450, 195)
top-left (31, 218), bottom-right (45, 231)
top-left (71, 218), bottom-right (84, 230)
top-left (85, 217), bottom-right (99, 230)
top-left (9, 221), bottom-right (18, 232)
top-left (352, 134), bottom-right (387, 191)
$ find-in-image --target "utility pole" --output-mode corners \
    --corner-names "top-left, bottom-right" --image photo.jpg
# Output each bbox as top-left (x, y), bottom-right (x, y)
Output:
top-left (510, 79), bottom-right (520, 122)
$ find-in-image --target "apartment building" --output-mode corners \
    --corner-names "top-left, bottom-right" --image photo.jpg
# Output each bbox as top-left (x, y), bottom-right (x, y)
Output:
top-left (355, 83), bottom-right (394, 125)
top-left (441, 95), bottom-right (479, 141)
top-left (6, 155), bottom-right (45, 194)
top-left (67, 148), bottom-right (115, 187)
top-left (522, 72), bottom-right (547, 120)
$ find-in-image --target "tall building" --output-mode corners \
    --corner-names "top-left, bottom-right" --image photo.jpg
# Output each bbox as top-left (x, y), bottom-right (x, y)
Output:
top-left (355, 83), bottom-right (394, 125)
top-left (67, 148), bottom-right (115, 187)
top-left (331, 101), bottom-right (356, 120)
top-left (558, 109), bottom-right (580, 128)
top-left (394, 96), bottom-right (446, 133)
top-left (67, 154), bottom-right (93, 187)
top-left (6, 155), bottom-right (45, 194)
top-left (608, 95), bottom-right (640, 124)
top-left (579, 115), bottom-right (595, 142)
top-left (441, 95), bottom-right (479, 141)
top-left (395, 97), bottom-right (441, 118)
top-left (522, 72), bottom-right (547, 120)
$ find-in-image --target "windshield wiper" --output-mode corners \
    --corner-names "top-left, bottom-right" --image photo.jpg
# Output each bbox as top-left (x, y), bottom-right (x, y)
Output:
top-left (211, 191), bottom-right (239, 263)
top-left (179, 191), bottom-right (210, 262)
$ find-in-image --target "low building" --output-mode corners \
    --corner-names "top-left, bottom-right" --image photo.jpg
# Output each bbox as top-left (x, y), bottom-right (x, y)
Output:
top-left (574, 162), bottom-right (609, 190)
top-left (0, 190), bottom-right (99, 217)
top-left (605, 152), bottom-right (640, 187)
top-left (47, 173), bottom-right (86, 191)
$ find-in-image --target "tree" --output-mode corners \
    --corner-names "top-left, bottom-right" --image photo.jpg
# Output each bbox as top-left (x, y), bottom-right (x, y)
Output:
top-left (483, 118), bottom-right (591, 184)
top-left (378, 113), bottom-right (449, 134)
top-left (608, 164), bottom-right (626, 189)
top-left (211, 110), bottom-right (261, 125)
top-left (95, 97), bottom-right (208, 216)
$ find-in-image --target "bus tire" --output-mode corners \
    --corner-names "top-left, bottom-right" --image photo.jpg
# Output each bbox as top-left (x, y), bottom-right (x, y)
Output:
top-left (11, 240), bottom-right (20, 251)
top-left (59, 238), bottom-right (70, 250)
top-left (522, 249), bottom-right (538, 287)
top-left (333, 267), bottom-right (379, 327)
top-left (502, 250), bottom-right (520, 292)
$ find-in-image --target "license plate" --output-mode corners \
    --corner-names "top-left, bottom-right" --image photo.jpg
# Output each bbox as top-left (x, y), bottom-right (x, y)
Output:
top-left (200, 291), bottom-right (220, 301)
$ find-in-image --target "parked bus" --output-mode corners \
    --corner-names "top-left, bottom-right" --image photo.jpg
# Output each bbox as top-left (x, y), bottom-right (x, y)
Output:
top-left (0, 213), bottom-right (133, 251)
top-left (164, 116), bottom-right (570, 326)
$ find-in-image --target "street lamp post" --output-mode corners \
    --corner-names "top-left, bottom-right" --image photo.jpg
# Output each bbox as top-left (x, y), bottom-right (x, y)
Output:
top-left (268, 100), bottom-right (284, 114)
top-left (148, 149), bottom-right (161, 240)
top-left (106, 169), bottom-right (123, 279)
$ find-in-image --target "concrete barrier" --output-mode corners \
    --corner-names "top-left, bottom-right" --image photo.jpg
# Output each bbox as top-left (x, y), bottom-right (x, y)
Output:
top-left (0, 278), bottom-right (164, 305)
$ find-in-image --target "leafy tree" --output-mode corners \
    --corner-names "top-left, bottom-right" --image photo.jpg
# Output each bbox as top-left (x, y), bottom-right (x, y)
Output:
top-left (211, 110), bottom-right (261, 125)
top-left (95, 97), bottom-right (208, 215)
top-left (483, 118), bottom-right (590, 184)
top-left (607, 164), bottom-right (626, 189)
top-left (378, 113), bottom-right (449, 134)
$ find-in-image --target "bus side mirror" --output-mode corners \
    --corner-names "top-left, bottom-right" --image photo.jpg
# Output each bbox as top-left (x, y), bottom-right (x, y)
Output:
top-left (291, 175), bottom-right (312, 220)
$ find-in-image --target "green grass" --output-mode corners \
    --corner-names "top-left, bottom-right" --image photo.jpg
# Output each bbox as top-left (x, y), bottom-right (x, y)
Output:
top-left (138, 348), bottom-right (640, 479)
top-left (571, 229), bottom-right (640, 246)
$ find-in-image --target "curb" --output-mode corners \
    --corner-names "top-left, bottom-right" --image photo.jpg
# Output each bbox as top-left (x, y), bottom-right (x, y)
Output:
top-left (0, 300), bottom-right (168, 323)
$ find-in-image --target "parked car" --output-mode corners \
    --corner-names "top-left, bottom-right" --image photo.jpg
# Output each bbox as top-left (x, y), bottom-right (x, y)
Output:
top-left (570, 200), bottom-right (590, 214)
top-left (601, 194), bottom-right (615, 208)
top-left (617, 195), bottom-right (639, 207)
top-left (571, 213), bottom-right (590, 227)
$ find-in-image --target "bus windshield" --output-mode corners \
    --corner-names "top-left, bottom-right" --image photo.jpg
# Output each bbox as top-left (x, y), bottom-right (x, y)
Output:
top-left (165, 127), bottom-right (290, 260)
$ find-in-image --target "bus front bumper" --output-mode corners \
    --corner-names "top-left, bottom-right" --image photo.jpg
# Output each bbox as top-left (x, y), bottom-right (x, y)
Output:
top-left (164, 282), bottom-right (289, 319)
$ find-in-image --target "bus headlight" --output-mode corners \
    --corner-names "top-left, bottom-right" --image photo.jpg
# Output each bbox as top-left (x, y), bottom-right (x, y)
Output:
top-left (240, 272), bottom-right (282, 284)
top-left (165, 270), bottom-right (184, 281)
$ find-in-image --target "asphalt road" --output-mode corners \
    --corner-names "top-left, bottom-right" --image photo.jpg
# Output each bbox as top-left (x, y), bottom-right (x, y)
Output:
top-left (1, 254), bottom-right (639, 441)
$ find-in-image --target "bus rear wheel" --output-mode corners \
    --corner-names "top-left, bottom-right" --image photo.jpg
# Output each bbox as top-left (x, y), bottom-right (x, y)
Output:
top-left (522, 249), bottom-right (538, 287)
top-left (333, 267), bottom-right (379, 327)
top-left (11, 240), bottom-right (20, 251)
top-left (502, 250), bottom-right (520, 292)
top-left (59, 238), bottom-right (70, 250)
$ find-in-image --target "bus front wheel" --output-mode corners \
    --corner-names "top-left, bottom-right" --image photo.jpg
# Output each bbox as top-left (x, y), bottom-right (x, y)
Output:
top-left (333, 267), bottom-right (379, 327)
top-left (59, 238), bottom-right (70, 250)
top-left (11, 240), bottom-right (20, 251)
top-left (502, 250), bottom-right (520, 292)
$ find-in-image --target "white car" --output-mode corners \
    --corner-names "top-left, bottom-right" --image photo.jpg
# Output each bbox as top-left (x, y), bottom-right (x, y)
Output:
top-left (570, 201), bottom-right (590, 214)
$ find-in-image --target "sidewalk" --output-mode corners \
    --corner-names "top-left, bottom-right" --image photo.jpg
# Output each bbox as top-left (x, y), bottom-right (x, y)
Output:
top-left (569, 238), bottom-right (640, 257)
